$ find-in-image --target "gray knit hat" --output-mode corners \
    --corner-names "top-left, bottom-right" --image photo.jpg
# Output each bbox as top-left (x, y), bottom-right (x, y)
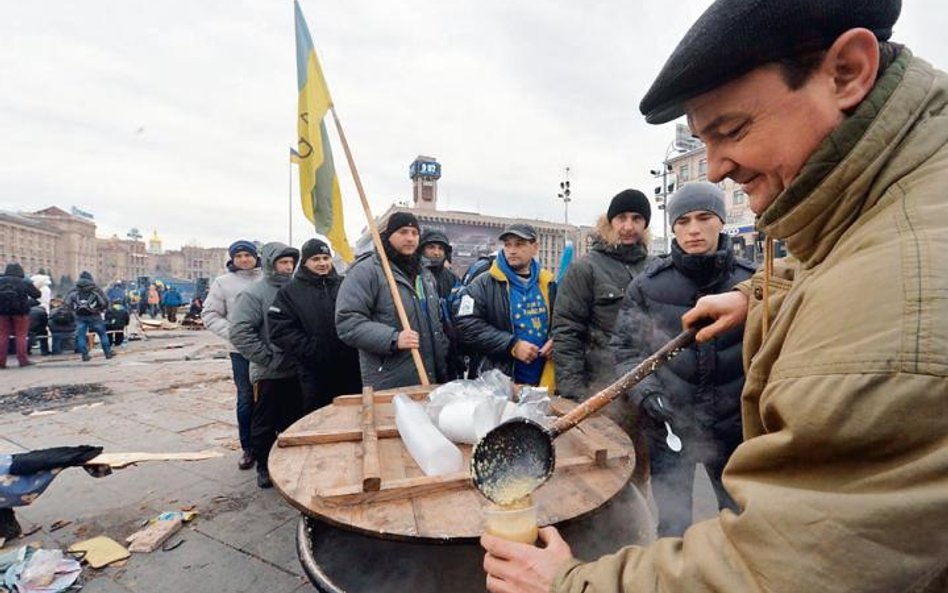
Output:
top-left (668, 182), bottom-right (727, 225)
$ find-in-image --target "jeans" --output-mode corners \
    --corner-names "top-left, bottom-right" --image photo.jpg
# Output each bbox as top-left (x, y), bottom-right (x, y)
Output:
top-left (229, 353), bottom-right (254, 451)
top-left (0, 315), bottom-right (30, 365)
top-left (75, 316), bottom-right (112, 356)
top-left (51, 332), bottom-right (74, 354)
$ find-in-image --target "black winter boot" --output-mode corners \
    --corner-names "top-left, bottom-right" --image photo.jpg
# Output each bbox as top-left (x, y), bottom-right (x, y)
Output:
top-left (0, 508), bottom-right (22, 540)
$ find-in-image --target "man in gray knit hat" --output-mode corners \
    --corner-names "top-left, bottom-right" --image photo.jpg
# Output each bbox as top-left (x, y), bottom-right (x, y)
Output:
top-left (609, 181), bottom-right (755, 538)
top-left (481, 0), bottom-right (948, 591)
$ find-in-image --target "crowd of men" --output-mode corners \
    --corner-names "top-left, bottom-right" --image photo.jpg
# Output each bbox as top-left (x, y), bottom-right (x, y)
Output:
top-left (197, 0), bottom-right (945, 590)
top-left (196, 177), bottom-right (754, 544)
top-left (3, 0), bottom-right (943, 589)
top-left (0, 268), bottom-right (132, 365)
top-left (0, 267), bottom-right (204, 367)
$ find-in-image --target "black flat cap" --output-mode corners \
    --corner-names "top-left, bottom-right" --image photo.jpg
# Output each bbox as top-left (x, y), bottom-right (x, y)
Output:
top-left (639, 0), bottom-right (902, 124)
top-left (499, 223), bottom-right (538, 241)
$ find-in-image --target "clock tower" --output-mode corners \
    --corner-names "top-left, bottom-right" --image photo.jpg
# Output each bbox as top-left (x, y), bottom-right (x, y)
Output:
top-left (409, 155), bottom-right (441, 211)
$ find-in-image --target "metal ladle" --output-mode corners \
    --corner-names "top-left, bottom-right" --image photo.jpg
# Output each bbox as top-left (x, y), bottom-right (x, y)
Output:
top-left (471, 327), bottom-right (698, 505)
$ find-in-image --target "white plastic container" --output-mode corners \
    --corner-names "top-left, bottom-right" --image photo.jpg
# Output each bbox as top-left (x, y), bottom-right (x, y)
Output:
top-left (393, 394), bottom-right (464, 476)
top-left (438, 398), bottom-right (497, 444)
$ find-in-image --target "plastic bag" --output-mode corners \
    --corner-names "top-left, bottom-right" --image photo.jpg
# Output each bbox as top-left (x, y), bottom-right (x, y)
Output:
top-left (20, 549), bottom-right (62, 587)
top-left (425, 371), bottom-right (554, 444)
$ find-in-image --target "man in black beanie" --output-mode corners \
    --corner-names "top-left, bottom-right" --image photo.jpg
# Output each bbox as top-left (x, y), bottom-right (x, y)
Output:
top-left (552, 189), bottom-right (652, 487)
top-left (269, 238), bottom-right (361, 413)
top-left (482, 1), bottom-right (948, 592)
top-left (336, 211), bottom-right (448, 389)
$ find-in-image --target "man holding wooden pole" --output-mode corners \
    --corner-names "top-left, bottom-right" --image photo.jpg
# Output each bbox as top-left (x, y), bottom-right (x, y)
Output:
top-left (335, 212), bottom-right (449, 390)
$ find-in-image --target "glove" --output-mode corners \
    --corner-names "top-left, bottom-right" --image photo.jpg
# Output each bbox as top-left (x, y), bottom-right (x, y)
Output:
top-left (640, 392), bottom-right (674, 423)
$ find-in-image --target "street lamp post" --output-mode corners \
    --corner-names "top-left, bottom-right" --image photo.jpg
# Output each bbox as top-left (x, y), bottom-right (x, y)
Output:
top-left (650, 142), bottom-right (686, 253)
top-left (557, 167), bottom-right (571, 228)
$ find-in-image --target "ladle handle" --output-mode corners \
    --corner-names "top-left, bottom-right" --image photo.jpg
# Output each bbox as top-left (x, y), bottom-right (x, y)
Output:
top-left (549, 327), bottom-right (698, 438)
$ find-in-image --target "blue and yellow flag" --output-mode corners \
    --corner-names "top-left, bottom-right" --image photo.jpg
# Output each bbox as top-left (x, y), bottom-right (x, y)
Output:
top-left (293, 0), bottom-right (353, 262)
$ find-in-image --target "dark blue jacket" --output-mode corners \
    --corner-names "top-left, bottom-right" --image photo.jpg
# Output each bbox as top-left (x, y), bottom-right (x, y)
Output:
top-left (610, 235), bottom-right (756, 452)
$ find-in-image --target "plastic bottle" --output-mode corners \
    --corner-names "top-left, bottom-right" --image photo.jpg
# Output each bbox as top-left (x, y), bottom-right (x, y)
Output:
top-left (393, 393), bottom-right (464, 476)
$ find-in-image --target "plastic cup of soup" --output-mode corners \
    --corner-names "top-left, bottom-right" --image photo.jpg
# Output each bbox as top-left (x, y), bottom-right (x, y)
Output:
top-left (483, 497), bottom-right (539, 545)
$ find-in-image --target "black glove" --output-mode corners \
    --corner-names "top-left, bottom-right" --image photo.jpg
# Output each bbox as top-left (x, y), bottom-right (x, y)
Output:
top-left (640, 392), bottom-right (674, 423)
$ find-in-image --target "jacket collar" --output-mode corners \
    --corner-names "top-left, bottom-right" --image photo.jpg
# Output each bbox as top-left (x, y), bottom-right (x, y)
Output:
top-left (759, 50), bottom-right (947, 268)
top-left (488, 257), bottom-right (554, 288)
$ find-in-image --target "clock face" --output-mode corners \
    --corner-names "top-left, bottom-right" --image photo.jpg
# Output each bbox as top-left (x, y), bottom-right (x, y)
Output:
top-left (410, 160), bottom-right (441, 180)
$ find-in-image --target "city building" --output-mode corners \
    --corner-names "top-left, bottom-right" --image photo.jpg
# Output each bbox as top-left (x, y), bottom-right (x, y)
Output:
top-left (27, 206), bottom-right (98, 282)
top-left (96, 235), bottom-right (148, 285)
top-left (354, 156), bottom-right (592, 278)
top-left (0, 210), bottom-right (58, 274)
top-left (0, 206), bottom-right (229, 289)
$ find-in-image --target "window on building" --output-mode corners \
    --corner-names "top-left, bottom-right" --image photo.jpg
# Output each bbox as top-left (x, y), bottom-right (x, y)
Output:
top-left (698, 159), bottom-right (707, 177)
top-left (733, 189), bottom-right (745, 205)
top-left (679, 164), bottom-right (690, 182)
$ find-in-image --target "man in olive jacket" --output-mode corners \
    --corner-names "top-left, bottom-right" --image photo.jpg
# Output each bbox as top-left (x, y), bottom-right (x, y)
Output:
top-left (481, 1), bottom-right (948, 592)
top-left (335, 212), bottom-right (448, 390)
top-left (552, 190), bottom-right (652, 486)
top-left (552, 189), bottom-right (651, 400)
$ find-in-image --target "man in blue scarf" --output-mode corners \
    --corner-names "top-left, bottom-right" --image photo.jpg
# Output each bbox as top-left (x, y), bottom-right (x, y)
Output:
top-left (455, 224), bottom-right (556, 389)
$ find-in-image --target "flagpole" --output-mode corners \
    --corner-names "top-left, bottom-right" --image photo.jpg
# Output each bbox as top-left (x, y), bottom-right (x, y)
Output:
top-left (288, 156), bottom-right (294, 246)
top-left (329, 105), bottom-right (430, 385)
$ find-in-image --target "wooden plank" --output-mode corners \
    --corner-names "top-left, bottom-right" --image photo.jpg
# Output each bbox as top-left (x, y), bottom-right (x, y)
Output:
top-left (333, 384), bottom-right (434, 406)
top-left (361, 387), bottom-right (381, 492)
top-left (317, 451), bottom-right (628, 506)
top-left (276, 425), bottom-right (399, 446)
top-left (85, 450), bottom-right (222, 468)
top-left (319, 471), bottom-right (473, 505)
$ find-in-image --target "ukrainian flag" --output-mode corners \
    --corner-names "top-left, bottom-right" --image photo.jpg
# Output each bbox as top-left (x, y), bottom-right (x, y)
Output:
top-left (293, 0), bottom-right (353, 262)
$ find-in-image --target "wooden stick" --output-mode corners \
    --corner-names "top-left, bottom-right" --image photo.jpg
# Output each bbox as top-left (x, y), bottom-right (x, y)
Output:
top-left (361, 387), bottom-right (381, 492)
top-left (332, 385), bottom-right (434, 406)
top-left (329, 105), bottom-right (429, 385)
top-left (316, 451), bottom-right (628, 506)
top-left (276, 425), bottom-right (400, 447)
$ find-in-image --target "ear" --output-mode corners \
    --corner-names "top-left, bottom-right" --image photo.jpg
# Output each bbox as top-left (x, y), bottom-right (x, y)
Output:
top-left (824, 28), bottom-right (880, 111)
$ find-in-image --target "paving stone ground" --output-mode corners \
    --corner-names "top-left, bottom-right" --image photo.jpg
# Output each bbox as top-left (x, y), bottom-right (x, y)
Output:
top-left (1, 330), bottom-right (310, 592)
top-left (1, 327), bottom-right (717, 592)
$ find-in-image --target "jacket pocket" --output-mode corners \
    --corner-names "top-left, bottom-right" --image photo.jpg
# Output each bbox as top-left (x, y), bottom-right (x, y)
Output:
top-left (593, 284), bottom-right (623, 305)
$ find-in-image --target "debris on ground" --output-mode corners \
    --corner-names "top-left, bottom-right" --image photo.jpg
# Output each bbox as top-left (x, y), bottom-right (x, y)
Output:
top-left (1, 545), bottom-right (82, 593)
top-left (67, 536), bottom-right (129, 569)
top-left (0, 384), bottom-right (112, 415)
top-left (47, 521), bottom-right (70, 533)
top-left (84, 451), bottom-right (222, 469)
top-left (126, 516), bottom-right (182, 553)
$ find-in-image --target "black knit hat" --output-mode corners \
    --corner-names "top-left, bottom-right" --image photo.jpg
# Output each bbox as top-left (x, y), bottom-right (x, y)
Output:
top-left (383, 212), bottom-right (420, 238)
top-left (607, 189), bottom-right (652, 226)
top-left (639, 0), bottom-right (902, 124)
top-left (301, 238), bottom-right (332, 261)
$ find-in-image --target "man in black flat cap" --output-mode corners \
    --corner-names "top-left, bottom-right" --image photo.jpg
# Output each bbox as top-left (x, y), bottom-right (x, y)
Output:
top-left (481, 1), bottom-right (948, 592)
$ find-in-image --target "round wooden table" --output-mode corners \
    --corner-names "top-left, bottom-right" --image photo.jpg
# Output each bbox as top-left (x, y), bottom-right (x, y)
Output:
top-left (269, 386), bottom-right (651, 592)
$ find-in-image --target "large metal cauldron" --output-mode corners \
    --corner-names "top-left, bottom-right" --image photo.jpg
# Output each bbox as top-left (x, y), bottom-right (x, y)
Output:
top-left (296, 483), bottom-right (655, 593)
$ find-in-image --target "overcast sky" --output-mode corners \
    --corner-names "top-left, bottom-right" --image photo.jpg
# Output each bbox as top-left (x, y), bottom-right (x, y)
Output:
top-left (2, 1), bottom-right (946, 250)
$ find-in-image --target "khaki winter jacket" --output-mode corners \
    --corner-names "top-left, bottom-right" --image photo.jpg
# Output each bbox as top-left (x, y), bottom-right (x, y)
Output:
top-left (555, 51), bottom-right (948, 593)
